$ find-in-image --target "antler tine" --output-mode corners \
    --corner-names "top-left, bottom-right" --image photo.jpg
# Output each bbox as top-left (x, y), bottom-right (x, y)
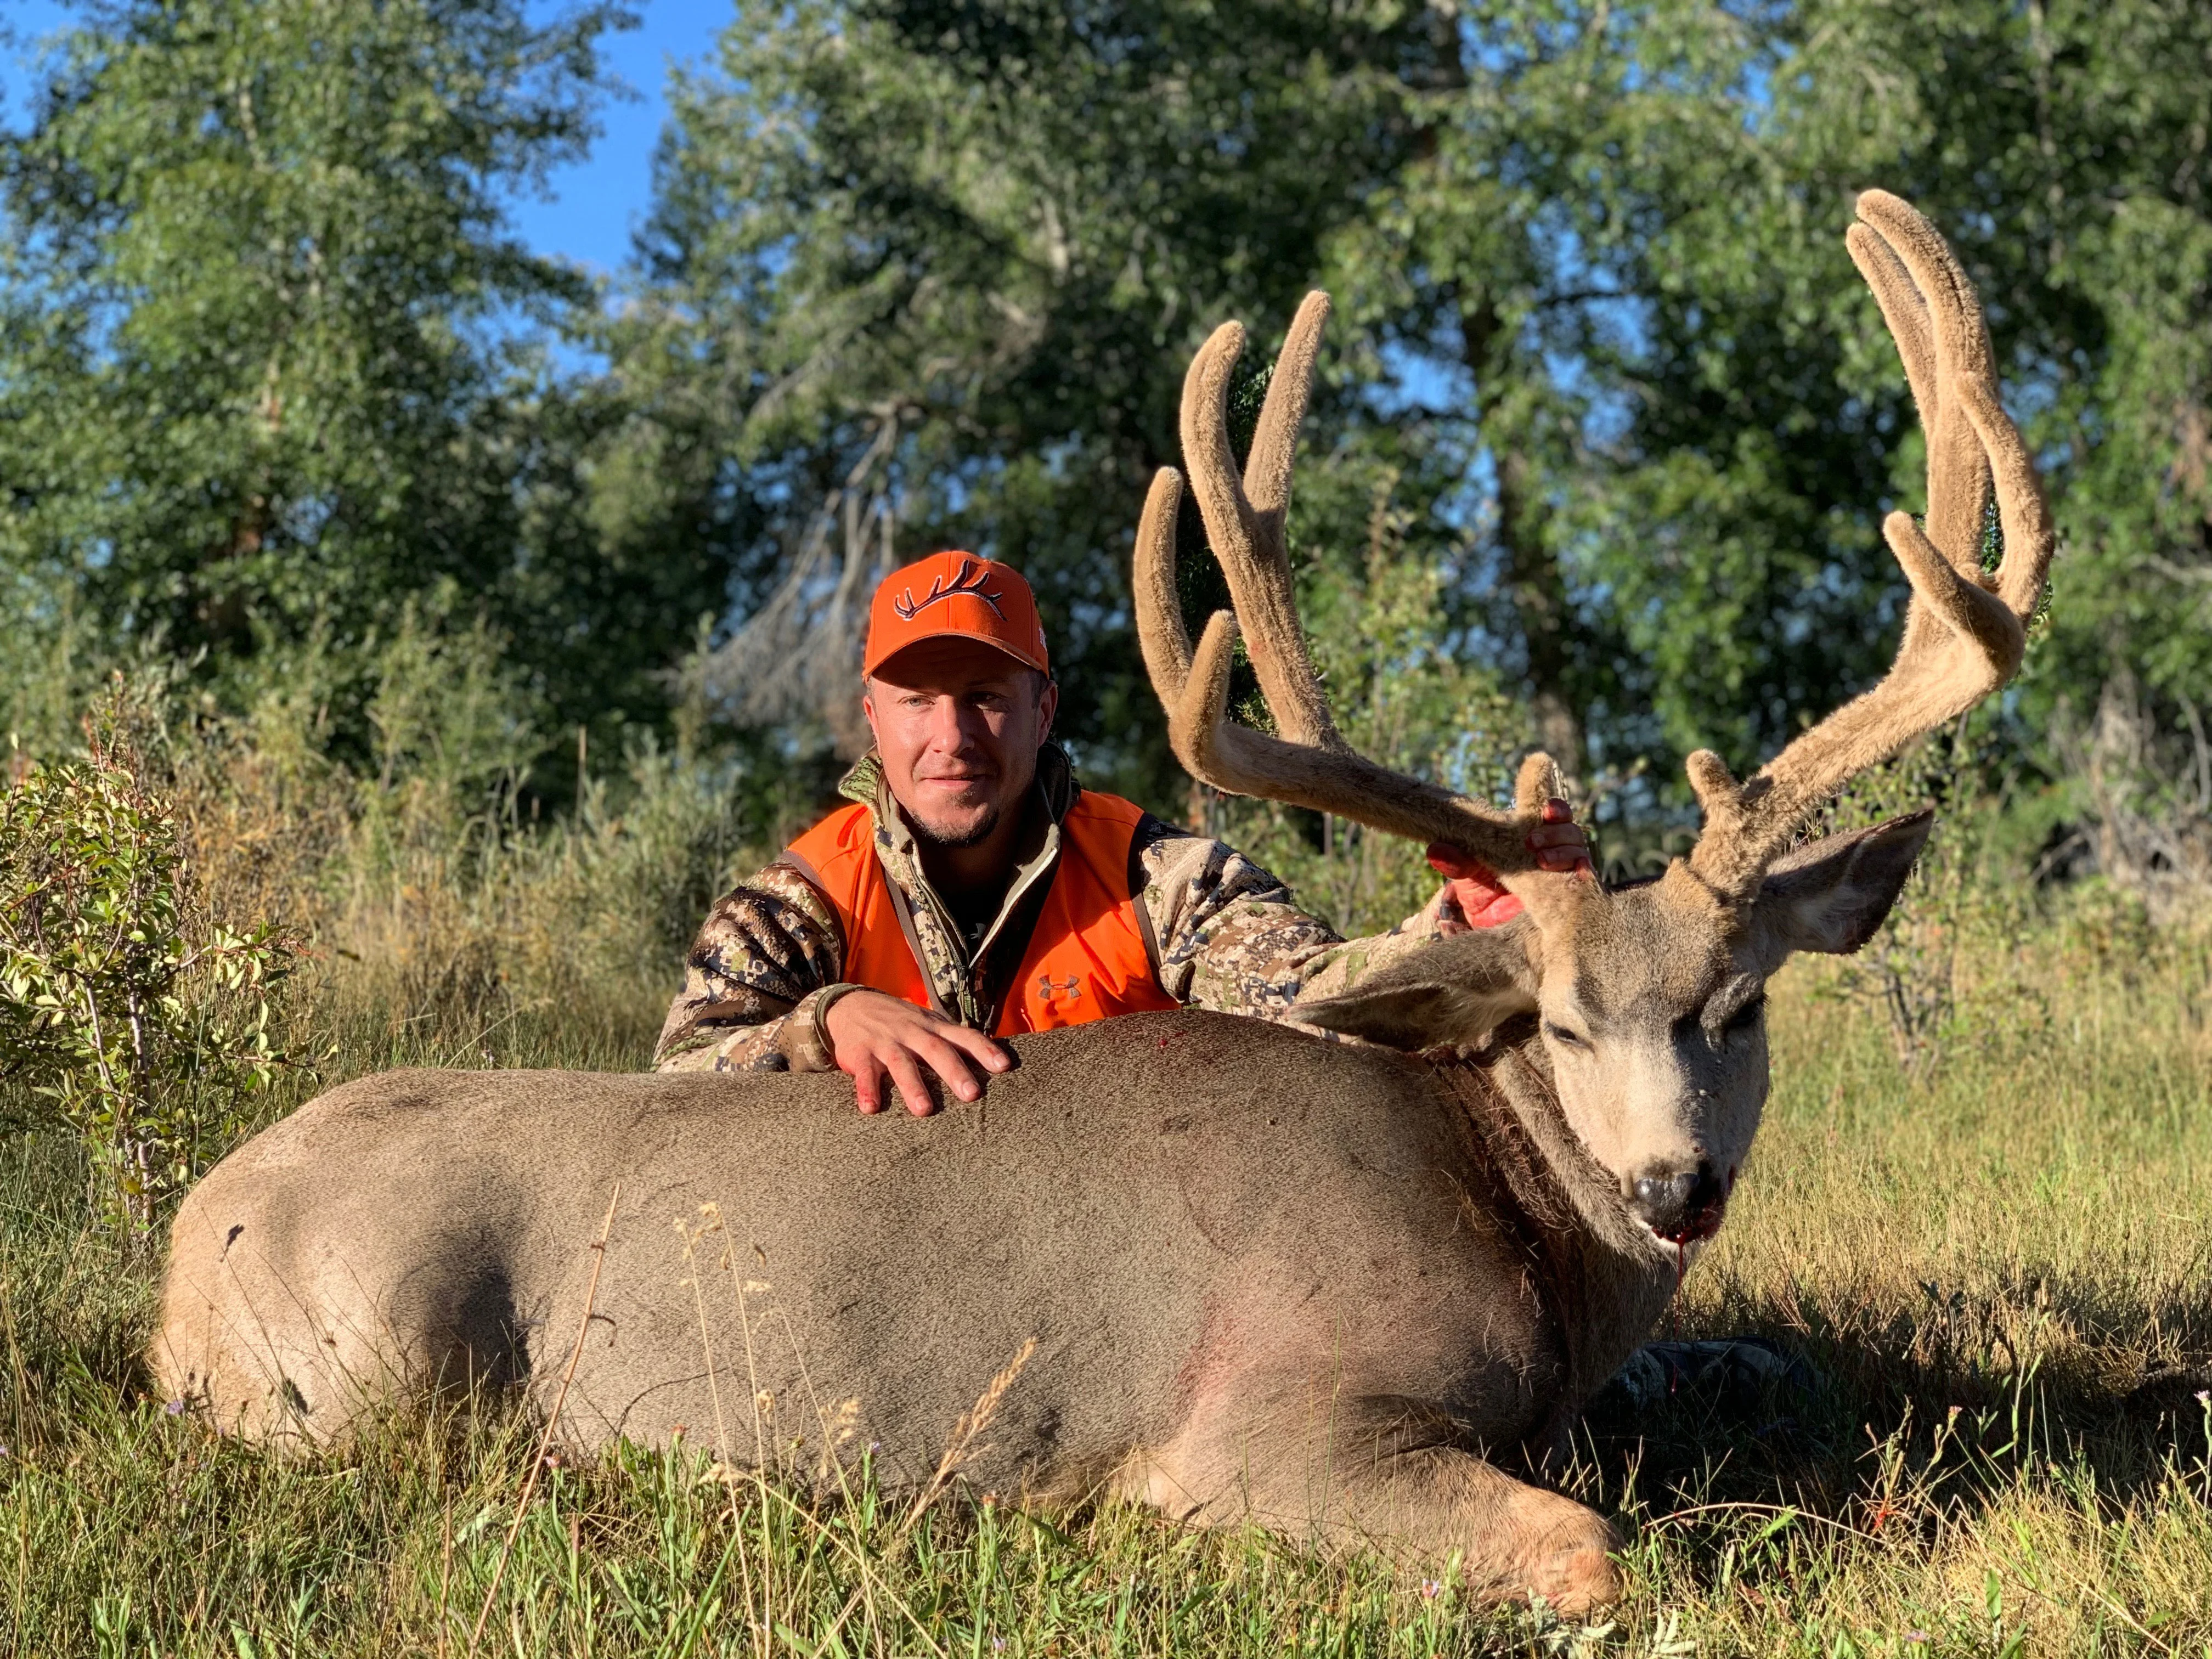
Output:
top-left (1686, 191), bottom-right (2055, 897)
top-left (1135, 295), bottom-right (1553, 876)
top-left (1178, 292), bottom-right (1344, 753)
top-left (1846, 222), bottom-right (1938, 427)
top-left (1850, 195), bottom-right (1993, 580)
top-left (1856, 188), bottom-right (2055, 622)
top-left (1133, 464), bottom-right (1193, 708)
top-left (1244, 291), bottom-right (1331, 526)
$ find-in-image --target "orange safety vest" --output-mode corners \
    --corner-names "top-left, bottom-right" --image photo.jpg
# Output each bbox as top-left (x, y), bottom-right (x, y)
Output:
top-left (781, 791), bottom-right (1182, 1036)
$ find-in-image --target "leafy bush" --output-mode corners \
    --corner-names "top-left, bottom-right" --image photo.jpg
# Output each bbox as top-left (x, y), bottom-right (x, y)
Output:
top-left (1811, 724), bottom-right (2055, 1077)
top-left (0, 702), bottom-right (295, 1234)
top-left (322, 599), bottom-right (775, 1051)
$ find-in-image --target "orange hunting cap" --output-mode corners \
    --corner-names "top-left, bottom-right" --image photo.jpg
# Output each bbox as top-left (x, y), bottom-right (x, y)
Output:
top-left (863, 551), bottom-right (1051, 678)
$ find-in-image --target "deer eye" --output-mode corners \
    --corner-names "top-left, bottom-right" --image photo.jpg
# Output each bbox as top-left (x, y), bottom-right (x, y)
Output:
top-left (1543, 1021), bottom-right (1588, 1049)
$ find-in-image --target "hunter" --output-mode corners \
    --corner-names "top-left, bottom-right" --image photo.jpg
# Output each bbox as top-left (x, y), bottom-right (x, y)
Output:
top-left (655, 551), bottom-right (1592, 1113)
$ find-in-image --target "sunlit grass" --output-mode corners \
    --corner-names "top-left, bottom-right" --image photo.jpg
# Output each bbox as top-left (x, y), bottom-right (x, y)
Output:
top-left (4, 901), bottom-right (2211, 1655)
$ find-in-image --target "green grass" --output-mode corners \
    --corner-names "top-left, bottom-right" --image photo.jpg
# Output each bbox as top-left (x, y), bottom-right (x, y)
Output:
top-left (4, 913), bottom-right (2212, 1657)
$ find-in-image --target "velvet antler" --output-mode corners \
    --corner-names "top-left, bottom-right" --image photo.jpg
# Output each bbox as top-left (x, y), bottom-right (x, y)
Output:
top-left (1134, 292), bottom-right (1559, 874)
top-left (1684, 191), bottom-right (2055, 897)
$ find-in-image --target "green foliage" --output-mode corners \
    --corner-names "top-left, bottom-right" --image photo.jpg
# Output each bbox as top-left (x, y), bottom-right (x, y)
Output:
top-left (0, 627), bottom-right (780, 1237)
top-left (1811, 729), bottom-right (2049, 1077)
top-left (0, 0), bottom-right (742, 761)
top-left (0, 696), bottom-right (292, 1232)
top-left (1734, 0), bottom-right (2212, 812)
top-left (613, 0), bottom-right (2210, 853)
top-left (7, 0), bottom-right (2209, 864)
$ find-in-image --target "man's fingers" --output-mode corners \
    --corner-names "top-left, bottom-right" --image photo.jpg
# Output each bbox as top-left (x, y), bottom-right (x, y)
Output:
top-left (1425, 841), bottom-right (1498, 883)
top-left (940, 1023), bottom-right (1011, 1074)
top-left (850, 1053), bottom-right (886, 1115)
top-left (884, 1051), bottom-right (938, 1118)
top-left (1526, 808), bottom-right (1595, 878)
top-left (916, 1036), bottom-right (983, 1104)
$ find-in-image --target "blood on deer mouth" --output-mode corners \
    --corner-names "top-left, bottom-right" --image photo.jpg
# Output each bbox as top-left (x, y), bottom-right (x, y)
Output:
top-left (1655, 1164), bottom-right (1738, 1249)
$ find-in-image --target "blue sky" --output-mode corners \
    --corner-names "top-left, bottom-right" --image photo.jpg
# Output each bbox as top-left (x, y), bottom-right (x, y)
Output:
top-left (510, 0), bottom-right (730, 274)
top-left (0, 0), bottom-right (731, 276)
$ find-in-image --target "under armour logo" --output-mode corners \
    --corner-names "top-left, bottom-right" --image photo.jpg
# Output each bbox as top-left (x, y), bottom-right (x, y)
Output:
top-left (1037, 973), bottom-right (1081, 1003)
top-left (893, 557), bottom-right (1007, 622)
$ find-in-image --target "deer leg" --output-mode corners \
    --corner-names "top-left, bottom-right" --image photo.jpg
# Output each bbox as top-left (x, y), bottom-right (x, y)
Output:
top-left (1128, 1390), bottom-right (1622, 1615)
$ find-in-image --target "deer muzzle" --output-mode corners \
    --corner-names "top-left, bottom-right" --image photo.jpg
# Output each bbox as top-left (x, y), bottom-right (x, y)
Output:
top-left (1628, 1159), bottom-right (1730, 1244)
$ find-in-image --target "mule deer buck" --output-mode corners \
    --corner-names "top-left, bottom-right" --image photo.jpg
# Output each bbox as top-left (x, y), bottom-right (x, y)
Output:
top-left (156, 193), bottom-right (2050, 1613)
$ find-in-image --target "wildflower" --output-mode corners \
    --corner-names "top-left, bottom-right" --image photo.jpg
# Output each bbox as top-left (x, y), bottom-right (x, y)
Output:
top-left (163, 1398), bottom-right (189, 1415)
top-left (2195, 1390), bottom-right (2209, 1405)
top-left (1905, 1633), bottom-right (1929, 1645)
top-left (1419, 1579), bottom-right (1442, 1601)
top-left (992, 1640), bottom-right (1006, 1652)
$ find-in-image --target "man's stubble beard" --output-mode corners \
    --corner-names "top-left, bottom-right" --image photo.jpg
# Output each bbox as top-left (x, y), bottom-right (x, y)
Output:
top-left (908, 802), bottom-right (1002, 850)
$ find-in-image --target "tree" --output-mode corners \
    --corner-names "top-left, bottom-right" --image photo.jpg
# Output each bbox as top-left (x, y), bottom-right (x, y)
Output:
top-left (1765, 0), bottom-right (2212, 843)
top-left (1326, 0), bottom-right (2211, 850)
top-left (0, 0), bottom-right (725, 751)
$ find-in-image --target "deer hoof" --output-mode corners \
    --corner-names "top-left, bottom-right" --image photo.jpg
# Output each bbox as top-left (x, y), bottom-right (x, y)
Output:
top-left (1487, 1505), bottom-right (1624, 1616)
top-left (1527, 1539), bottom-right (1624, 1616)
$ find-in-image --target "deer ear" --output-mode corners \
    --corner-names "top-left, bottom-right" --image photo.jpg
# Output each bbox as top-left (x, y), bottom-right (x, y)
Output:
top-left (1295, 925), bottom-right (1541, 1051)
top-left (1748, 810), bottom-right (1933, 970)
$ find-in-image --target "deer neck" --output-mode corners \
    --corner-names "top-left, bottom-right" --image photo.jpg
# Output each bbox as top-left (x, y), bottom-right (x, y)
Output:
top-left (1441, 1018), bottom-right (1688, 1408)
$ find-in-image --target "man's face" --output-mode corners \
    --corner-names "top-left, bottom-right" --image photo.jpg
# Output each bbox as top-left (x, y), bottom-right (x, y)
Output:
top-left (864, 637), bottom-right (1058, 848)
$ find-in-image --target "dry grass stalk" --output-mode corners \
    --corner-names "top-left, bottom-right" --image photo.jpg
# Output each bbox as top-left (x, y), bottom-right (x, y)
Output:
top-left (903, 1335), bottom-right (1039, 1536)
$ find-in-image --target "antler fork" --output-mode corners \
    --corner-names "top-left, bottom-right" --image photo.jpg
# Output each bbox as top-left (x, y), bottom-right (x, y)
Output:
top-left (1684, 191), bottom-right (2057, 896)
top-left (1134, 292), bottom-right (1558, 875)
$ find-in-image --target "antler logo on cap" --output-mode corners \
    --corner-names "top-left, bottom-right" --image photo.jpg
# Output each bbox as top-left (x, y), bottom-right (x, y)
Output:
top-left (892, 557), bottom-right (1006, 622)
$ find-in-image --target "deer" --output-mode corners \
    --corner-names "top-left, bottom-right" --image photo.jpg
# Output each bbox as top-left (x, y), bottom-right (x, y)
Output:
top-left (154, 193), bottom-right (2051, 1615)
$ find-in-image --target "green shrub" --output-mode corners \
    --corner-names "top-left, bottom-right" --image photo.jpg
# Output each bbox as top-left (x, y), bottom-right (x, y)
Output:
top-left (0, 702), bottom-right (295, 1235)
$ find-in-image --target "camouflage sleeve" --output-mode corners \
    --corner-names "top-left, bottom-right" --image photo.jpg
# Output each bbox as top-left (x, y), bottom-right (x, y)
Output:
top-left (1133, 819), bottom-right (1451, 1022)
top-left (652, 861), bottom-right (845, 1074)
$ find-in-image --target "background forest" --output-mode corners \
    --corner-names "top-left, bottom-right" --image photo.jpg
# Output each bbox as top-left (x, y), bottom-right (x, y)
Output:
top-left (4, 1), bottom-right (2212, 1652)
top-left (3, 0), bottom-right (2209, 895)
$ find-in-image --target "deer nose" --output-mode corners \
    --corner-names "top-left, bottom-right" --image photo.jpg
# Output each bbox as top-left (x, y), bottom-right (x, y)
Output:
top-left (1628, 1160), bottom-right (1726, 1242)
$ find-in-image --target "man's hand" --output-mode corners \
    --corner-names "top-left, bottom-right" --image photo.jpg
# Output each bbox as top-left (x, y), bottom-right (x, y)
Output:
top-left (822, 989), bottom-right (1010, 1116)
top-left (1426, 798), bottom-right (1595, 934)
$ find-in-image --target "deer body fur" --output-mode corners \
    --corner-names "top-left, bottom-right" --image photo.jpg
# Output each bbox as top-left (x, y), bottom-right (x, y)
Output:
top-left (162, 1009), bottom-right (1661, 1609)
